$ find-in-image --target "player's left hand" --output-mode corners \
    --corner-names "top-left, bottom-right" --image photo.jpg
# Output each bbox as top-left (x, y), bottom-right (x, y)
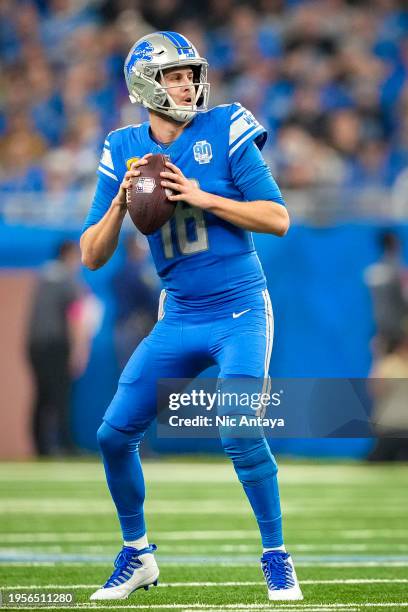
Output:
top-left (160, 161), bottom-right (210, 209)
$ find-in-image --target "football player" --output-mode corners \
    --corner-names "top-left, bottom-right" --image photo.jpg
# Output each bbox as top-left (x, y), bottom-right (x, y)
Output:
top-left (81, 31), bottom-right (303, 602)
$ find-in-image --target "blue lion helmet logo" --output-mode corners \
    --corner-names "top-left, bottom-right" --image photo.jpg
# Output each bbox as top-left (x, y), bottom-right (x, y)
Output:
top-left (126, 41), bottom-right (154, 76)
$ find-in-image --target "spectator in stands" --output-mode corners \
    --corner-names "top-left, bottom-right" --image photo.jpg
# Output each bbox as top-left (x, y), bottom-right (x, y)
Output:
top-left (28, 61), bottom-right (66, 146)
top-left (0, 112), bottom-right (47, 193)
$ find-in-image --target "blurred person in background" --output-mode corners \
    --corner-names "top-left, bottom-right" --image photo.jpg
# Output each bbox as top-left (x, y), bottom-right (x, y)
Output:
top-left (26, 240), bottom-right (90, 456)
top-left (112, 235), bottom-right (159, 369)
top-left (365, 229), bottom-right (408, 357)
top-left (369, 330), bottom-right (408, 461)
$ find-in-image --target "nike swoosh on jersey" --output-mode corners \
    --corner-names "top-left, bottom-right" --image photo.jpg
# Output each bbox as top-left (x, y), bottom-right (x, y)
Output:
top-left (232, 308), bottom-right (251, 319)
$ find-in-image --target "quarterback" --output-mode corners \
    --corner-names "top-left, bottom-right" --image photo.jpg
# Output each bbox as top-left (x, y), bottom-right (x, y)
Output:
top-left (81, 31), bottom-right (303, 602)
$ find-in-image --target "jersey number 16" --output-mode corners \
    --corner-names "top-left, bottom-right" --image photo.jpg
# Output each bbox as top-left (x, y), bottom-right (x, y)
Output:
top-left (161, 202), bottom-right (209, 258)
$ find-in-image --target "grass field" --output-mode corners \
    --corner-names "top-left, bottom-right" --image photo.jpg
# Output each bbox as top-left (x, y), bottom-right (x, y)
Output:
top-left (0, 459), bottom-right (407, 611)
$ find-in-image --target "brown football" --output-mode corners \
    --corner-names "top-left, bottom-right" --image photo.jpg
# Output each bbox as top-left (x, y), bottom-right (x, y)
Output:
top-left (126, 153), bottom-right (176, 235)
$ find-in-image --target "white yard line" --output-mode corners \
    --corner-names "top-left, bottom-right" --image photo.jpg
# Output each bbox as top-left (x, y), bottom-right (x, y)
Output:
top-left (2, 579), bottom-right (408, 590)
top-left (291, 545), bottom-right (408, 552)
top-left (3, 544), bottom-right (408, 555)
top-left (0, 534), bottom-right (120, 543)
top-left (3, 560), bottom-right (408, 567)
top-left (3, 602), bottom-right (408, 610)
top-left (0, 531), bottom-right (258, 543)
top-left (0, 461), bottom-right (406, 484)
top-left (2, 529), bottom-right (408, 544)
top-left (339, 529), bottom-right (408, 539)
top-left (7, 543), bottom-right (408, 555)
top-left (0, 500), bottom-right (407, 516)
top-left (180, 609), bottom-right (353, 612)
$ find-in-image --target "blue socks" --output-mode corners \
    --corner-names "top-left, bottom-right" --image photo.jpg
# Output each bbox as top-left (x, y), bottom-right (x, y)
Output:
top-left (97, 421), bottom-right (283, 549)
top-left (221, 436), bottom-right (283, 548)
top-left (97, 421), bottom-right (146, 540)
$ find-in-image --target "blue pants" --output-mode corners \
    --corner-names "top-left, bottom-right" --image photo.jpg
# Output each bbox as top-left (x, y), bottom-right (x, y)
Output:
top-left (97, 289), bottom-right (284, 548)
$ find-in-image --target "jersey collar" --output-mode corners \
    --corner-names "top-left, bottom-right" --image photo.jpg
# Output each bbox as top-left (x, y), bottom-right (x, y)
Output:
top-left (142, 119), bottom-right (198, 157)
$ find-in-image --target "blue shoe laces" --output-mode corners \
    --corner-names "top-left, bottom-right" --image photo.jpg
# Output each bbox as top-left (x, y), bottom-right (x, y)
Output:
top-left (261, 551), bottom-right (295, 591)
top-left (103, 544), bottom-right (157, 588)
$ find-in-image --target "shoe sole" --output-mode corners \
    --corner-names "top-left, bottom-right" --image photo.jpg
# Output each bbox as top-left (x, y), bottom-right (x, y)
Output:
top-left (268, 589), bottom-right (303, 601)
top-left (90, 577), bottom-right (159, 600)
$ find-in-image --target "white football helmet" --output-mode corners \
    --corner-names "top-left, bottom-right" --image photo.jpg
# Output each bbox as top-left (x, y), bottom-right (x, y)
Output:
top-left (124, 31), bottom-right (210, 124)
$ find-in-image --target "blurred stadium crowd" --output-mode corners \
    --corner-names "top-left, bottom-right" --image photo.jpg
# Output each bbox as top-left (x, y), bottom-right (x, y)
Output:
top-left (1, 0), bottom-right (408, 222)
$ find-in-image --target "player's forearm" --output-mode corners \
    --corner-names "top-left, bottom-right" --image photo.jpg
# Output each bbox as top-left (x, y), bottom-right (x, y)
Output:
top-left (80, 199), bottom-right (127, 270)
top-left (206, 195), bottom-right (290, 236)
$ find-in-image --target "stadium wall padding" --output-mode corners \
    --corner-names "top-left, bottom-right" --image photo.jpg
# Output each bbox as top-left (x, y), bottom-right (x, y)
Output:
top-left (0, 272), bottom-right (35, 459)
top-left (1, 222), bottom-right (407, 458)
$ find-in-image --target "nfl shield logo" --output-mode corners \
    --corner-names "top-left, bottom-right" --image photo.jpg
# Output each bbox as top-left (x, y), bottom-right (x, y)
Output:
top-left (135, 177), bottom-right (156, 193)
top-left (193, 140), bottom-right (213, 164)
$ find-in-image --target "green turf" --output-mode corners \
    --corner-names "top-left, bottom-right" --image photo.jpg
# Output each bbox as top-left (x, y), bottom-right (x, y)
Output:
top-left (0, 459), bottom-right (407, 610)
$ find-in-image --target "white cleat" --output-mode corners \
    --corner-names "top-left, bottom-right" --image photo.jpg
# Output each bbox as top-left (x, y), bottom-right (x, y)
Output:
top-left (261, 550), bottom-right (303, 601)
top-left (90, 544), bottom-right (159, 601)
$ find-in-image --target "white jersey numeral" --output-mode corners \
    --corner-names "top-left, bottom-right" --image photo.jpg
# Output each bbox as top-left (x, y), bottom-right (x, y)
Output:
top-left (161, 219), bottom-right (174, 259)
top-left (161, 203), bottom-right (209, 259)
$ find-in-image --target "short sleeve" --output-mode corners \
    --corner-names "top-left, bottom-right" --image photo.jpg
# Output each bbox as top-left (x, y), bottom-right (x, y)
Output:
top-left (228, 103), bottom-right (267, 159)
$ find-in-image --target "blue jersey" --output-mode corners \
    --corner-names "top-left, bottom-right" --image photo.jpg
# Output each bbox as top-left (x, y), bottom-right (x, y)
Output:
top-left (83, 103), bottom-right (285, 309)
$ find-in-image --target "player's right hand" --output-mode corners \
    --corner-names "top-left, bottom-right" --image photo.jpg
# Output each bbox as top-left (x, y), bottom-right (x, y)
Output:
top-left (113, 153), bottom-right (152, 211)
